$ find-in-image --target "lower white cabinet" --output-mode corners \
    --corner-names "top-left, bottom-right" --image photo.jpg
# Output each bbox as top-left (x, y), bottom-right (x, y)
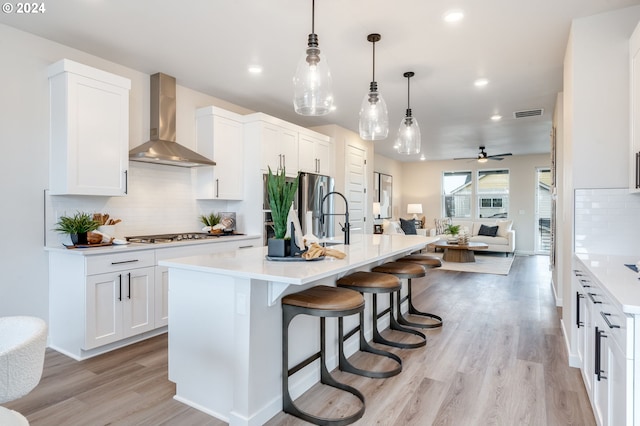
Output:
top-left (85, 266), bottom-right (155, 350)
top-left (572, 256), bottom-right (635, 426)
top-left (49, 249), bottom-right (156, 360)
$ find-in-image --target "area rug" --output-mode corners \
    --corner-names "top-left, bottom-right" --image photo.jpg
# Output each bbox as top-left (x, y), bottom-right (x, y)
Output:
top-left (428, 251), bottom-right (515, 275)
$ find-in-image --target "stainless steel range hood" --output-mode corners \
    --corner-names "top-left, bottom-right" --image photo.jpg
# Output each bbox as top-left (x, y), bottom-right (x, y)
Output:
top-left (129, 73), bottom-right (216, 167)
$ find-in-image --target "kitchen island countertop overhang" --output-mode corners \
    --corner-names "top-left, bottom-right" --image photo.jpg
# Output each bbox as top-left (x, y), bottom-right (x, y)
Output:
top-left (162, 234), bottom-right (438, 426)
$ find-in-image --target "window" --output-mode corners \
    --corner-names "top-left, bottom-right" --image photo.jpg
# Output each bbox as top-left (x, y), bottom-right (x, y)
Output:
top-left (477, 169), bottom-right (509, 218)
top-left (442, 171), bottom-right (472, 218)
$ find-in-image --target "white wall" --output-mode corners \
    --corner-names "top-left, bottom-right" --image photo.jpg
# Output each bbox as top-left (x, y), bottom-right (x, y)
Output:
top-left (0, 24), bottom-right (253, 319)
top-left (399, 154), bottom-right (551, 254)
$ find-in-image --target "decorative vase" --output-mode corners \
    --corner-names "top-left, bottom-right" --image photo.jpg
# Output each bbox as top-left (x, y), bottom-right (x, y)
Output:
top-left (268, 238), bottom-right (291, 257)
top-left (70, 232), bottom-right (88, 245)
top-left (457, 233), bottom-right (469, 245)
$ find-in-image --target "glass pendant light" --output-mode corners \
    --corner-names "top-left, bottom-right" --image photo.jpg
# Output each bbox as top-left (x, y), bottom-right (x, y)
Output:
top-left (396, 71), bottom-right (421, 155)
top-left (293, 0), bottom-right (333, 116)
top-left (359, 33), bottom-right (389, 140)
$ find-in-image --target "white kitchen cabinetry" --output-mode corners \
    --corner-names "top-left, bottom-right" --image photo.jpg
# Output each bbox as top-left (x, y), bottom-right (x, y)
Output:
top-left (245, 114), bottom-right (299, 177)
top-left (196, 106), bottom-right (244, 200)
top-left (299, 131), bottom-right (332, 175)
top-left (573, 256), bottom-right (635, 426)
top-left (153, 237), bottom-right (261, 327)
top-left (631, 22), bottom-right (640, 192)
top-left (49, 249), bottom-right (156, 360)
top-left (48, 59), bottom-right (131, 196)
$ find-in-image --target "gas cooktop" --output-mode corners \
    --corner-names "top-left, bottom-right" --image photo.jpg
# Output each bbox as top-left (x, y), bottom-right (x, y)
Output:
top-left (125, 232), bottom-right (242, 244)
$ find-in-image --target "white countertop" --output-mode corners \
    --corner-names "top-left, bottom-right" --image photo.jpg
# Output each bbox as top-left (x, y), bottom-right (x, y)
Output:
top-left (576, 253), bottom-right (640, 314)
top-left (160, 234), bottom-right (438, 285)
top-left (44, 234), bottom-right (262, 255)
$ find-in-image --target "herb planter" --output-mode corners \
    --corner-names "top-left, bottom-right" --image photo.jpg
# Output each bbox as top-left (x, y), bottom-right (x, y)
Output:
top-left (268, 238), bottom-right (291, 257)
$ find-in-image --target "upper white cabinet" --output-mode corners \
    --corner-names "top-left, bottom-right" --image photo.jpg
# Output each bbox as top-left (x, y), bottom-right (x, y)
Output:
top-left (196, 106), bottom-right (244, 200)
top-left (630, 22), bottom-right (640, 192)
top-left (299, 131), bottom-right (332, 175)
top-left (48, 59), bottom-right (131, 196)
top-left (245, 113), bottom-right (299, 177)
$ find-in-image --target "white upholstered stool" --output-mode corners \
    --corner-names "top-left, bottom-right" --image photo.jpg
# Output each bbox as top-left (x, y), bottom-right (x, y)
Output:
top-left (0, 316), bottom-right (47, 425)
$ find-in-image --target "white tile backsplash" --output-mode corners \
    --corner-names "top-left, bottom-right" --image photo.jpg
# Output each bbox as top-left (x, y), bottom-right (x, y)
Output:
top-left (46, 162), bottom-right (231, 245)
top-left (574, 188), bottom-right (640, 255)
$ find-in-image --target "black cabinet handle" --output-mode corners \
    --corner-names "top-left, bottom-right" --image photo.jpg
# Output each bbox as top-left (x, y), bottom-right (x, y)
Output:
top-left (111, 259), bottom-right (139, 265)
top-left (576, 292), bottom-right (584, 328)
top-left (595, 327), bottom-right (607, 381)
top-left (600, 311), bottom-right (620, 329)
top-left (579, 278), bottom-right (591, 288)
top-left (587, 293), bottom-right (602, 304)
top-left (215, 178), bottom-right (219, 198)
top-left (118, 274), bottom-right (122, 301)
top-left (124, 170), bottom-right (128, 194)
top-left (127, 272), bottom-right (131, 299)
top-left (636, 151), bottom-right (640, 189)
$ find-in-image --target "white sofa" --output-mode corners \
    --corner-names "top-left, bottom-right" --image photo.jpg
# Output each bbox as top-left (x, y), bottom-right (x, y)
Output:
top-left (429, 219), bottom-right (515, 255)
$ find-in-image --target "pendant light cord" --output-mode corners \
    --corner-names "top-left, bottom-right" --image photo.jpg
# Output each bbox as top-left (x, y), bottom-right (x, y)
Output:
top-left (311, 0), bottom-right (315, 34)
top-left (372, 39), bottom-right (376, 82)
top-left (407, 74), bottom-right (410, 110)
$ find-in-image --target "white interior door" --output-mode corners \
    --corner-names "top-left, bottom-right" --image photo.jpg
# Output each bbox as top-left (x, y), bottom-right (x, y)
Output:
top-left (346, 144), bottom-right (366, 235)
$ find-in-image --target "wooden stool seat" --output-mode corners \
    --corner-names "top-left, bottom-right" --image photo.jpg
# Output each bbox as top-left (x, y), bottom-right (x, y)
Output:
top-left (282, 285), bottom-right (365, 312)
top-left (336, 271), bottom-right (401, 292)
top-left (372, 262), bottom-right (426, 279)
top-left (339, 270), bottom-right (425, 350)
top-left (397, 254), bottom-right (443, 268)
top-left (282, 285), bottom-right (365, 425)
top-left (373, 261), bottom-right (443, 331)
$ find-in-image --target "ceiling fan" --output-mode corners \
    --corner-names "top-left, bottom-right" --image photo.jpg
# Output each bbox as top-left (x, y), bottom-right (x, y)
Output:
top-left (454, 146), bottom-right (513, 162)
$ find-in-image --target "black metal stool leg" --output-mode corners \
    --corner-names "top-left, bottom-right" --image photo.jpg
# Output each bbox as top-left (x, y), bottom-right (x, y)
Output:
top-left (371, 292), bottom-right (426, 349)
top-left (395, 278), bottom-right (443, 329)
top-left (339, 305), bottom-right (402, 378)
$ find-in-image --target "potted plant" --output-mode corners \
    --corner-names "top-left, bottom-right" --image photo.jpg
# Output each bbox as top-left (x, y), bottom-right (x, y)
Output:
top-left (54, 211), bottom-right (100, 245)
top-left (200, 212), bottom-right (223, 234)
top-left (444, 224), bottom-right (461, 243)
top-left (266, 167), bottom-right (299, 257)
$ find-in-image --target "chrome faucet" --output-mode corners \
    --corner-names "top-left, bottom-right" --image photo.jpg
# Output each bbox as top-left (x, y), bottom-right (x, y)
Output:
top-left (321, 191), bottom-right (350, 245)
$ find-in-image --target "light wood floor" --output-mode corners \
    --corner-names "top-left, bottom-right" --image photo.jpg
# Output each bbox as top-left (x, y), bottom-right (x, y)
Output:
top-left (5, 254), bottom-right (595, 425)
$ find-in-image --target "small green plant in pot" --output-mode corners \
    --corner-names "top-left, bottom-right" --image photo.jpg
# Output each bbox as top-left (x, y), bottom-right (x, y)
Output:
top-left (54, 211), bottom-right (100, 245)
top-left (200, 212), bottom-right (222, 233)
top-left (266, 167), bottom-right (299, 257)
top-left (444, 224), bottom-right (461, 243)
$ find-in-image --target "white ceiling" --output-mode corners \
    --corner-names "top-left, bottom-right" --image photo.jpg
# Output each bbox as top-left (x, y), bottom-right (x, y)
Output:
top-left (2, 0), bottom-right (640, 161)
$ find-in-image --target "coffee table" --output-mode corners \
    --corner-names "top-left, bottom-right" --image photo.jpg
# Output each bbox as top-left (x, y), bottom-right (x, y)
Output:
top-left (433, 241), bottom-right (489, 263)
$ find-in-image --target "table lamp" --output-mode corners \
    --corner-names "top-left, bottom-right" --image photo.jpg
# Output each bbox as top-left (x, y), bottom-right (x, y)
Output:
top-left (407, 203), bottom-right (422, 219)
top-left (373, 202), bottom-right (381, 218)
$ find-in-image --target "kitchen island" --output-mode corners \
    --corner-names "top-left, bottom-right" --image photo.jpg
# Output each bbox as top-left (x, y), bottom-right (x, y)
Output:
top-left (159, 234), bottom-right (436, 426)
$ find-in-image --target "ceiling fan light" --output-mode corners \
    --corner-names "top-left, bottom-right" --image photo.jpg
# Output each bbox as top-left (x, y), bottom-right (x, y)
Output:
top-left (477, 157), bottom-right (488, 163)
top-left (293, 2), bottom-right (333, 116)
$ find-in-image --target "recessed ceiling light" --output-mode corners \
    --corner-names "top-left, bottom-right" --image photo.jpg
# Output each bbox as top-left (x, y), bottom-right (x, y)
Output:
top-left (420, 155), bottom-right (426, 161)
top-left (248, 66), bottom-right (263, 74)
top-left (491, 114), bottom-right (502, 121)
top-left (474, 78), bottom-right (489, 87)
top-left (443, 9), bottom-right (464, 23)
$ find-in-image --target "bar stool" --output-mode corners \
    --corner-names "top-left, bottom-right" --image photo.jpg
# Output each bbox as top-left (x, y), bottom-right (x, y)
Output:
top-left (335, 272), bottom-right (403, 378)
top-left (282, 285), bottom-right (365, 426)
top-left (371, 262), bottom-right (433, 340)
top-left (395, 254), bottom-right (444, 329)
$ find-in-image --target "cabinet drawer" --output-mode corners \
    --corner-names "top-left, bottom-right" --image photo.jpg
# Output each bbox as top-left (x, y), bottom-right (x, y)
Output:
top-left (86, 250), bottom-right (155, 275)
top-left (596, 297), bottom-right (632, 358)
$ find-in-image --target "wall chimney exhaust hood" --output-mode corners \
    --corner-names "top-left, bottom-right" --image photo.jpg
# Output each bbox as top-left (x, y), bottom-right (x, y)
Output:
top-left (129, 73), bottom-right (216, 167)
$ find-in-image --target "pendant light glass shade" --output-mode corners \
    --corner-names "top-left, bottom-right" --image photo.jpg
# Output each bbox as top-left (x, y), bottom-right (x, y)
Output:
top-left (293, 0), bottom-right (333, 116)
top-left (396, 71), bottom-right (421, 155)
top-left (359, 33), bottom-right (388, 140)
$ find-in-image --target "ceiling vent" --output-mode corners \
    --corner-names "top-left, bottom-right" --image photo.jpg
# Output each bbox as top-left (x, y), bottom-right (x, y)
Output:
top-left (513, 108), bottom-right (543, 119)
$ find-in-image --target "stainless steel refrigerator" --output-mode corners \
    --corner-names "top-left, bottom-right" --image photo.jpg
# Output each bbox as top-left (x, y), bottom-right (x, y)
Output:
top-left (298, 172), bottom-right (335, 238)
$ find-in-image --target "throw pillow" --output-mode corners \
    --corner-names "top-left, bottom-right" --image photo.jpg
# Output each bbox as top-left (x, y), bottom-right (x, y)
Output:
top-left (434, 217), bottom-right (452, 235)
top-left (400, 218), bottom-right (417, 235)
top-left (478, 224), bottom-right (499, 237)
top-left (496, 220), bottom-right (513, 237)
